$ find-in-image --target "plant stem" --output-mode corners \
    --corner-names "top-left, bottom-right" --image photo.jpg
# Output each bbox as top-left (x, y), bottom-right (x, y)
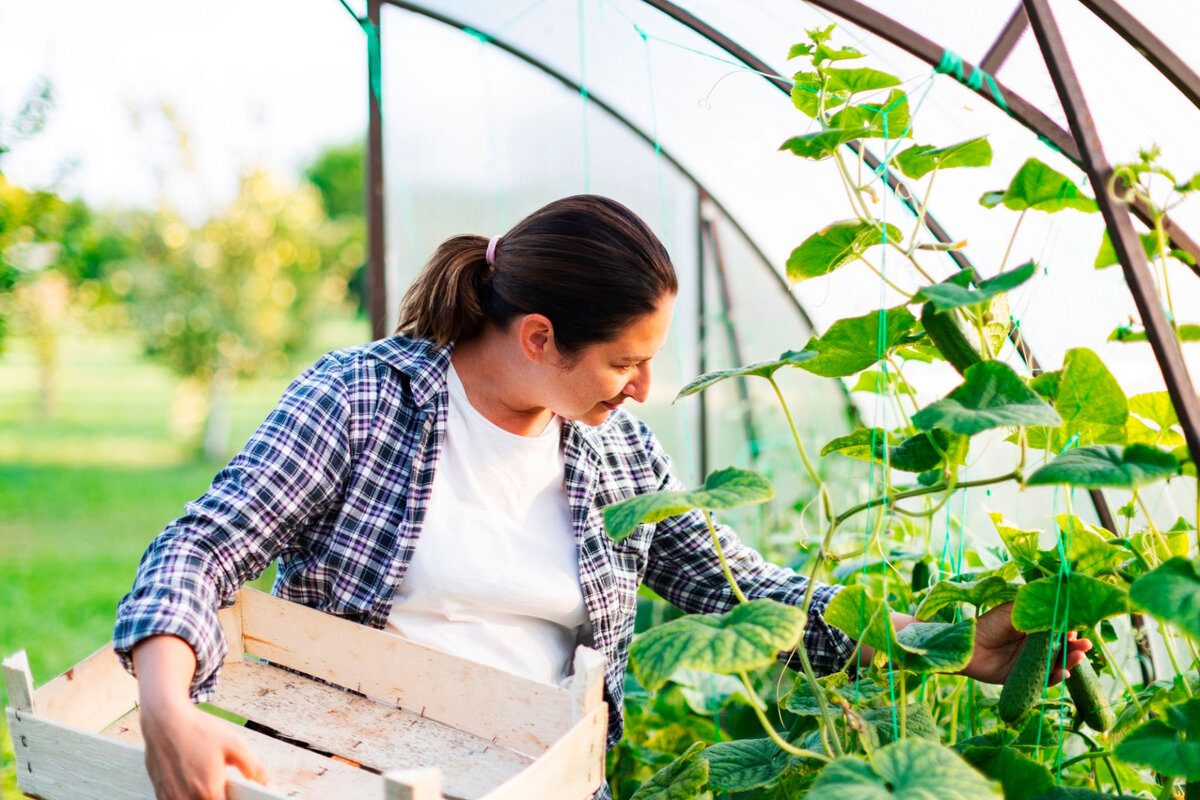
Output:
top-left (704, 509), bottom-right (747, 604)
top-left (1095, 635), bottom-right (1144, 714)
top-left (769, 377), bottom-right (824, 492)
top-left (999, 209), bottom-right (1027, 274)
top-left (738, 671), bottom-right (832, 762)
top-left (906, 169), bottom-right (937, 256)
top-left (1162, 623), bottom-right (1193, 697)
top-left (834, 471), bottom-right (1020, 528)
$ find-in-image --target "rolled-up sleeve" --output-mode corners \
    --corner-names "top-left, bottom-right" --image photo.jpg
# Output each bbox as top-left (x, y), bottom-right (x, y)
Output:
top-left (113, 354), bottom-right (353, 700)
top-left (637, 424), bottom-right (856, 677)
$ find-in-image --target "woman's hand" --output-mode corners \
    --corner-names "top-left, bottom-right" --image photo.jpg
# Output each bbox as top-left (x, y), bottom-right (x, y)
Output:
top-left (959, 601), bottom-right (1092, 685)
top-left (141, 700), bottom-right (271, 800)
top-left (132, 634), bottom-right (271, 799)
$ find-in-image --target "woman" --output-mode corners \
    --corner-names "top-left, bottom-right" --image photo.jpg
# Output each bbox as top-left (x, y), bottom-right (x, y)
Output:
top-left (114, 195), bottom-right (1089, 799)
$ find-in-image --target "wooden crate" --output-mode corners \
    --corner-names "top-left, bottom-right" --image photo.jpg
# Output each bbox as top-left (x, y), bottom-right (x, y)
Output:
top-left (3, 587), bottom-right (607, 800)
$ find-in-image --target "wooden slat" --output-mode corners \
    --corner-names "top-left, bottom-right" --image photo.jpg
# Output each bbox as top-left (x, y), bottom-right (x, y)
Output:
top-left (237, 588), bottom-right (574, 754)
top-left (220, 596), bottom-right (246, 661)
top-left (212, 659), bottom-right (532, 799)
top-left (567, 646), bottom-right (605, 723)
top-left (29, 643), bottom-right (137, 733)
top-left (385, 768), bottom-right (443, 800)
top-left (3, 650), bottom-right (35, 712)
top-left (481, 704), bottom-right (607, 800)
top-left (10, 707), bottom-right (282, 800)
top-left (102, 707), bottom-right (387, 799)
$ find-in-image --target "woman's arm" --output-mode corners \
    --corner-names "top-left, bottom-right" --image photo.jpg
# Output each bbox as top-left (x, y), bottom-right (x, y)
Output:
top-left (133, 635), bottom-right (270, 798)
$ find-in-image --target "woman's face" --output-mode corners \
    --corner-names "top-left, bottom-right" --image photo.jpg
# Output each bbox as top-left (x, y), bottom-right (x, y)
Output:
top-left (548, 294), bottom-right (676, 426)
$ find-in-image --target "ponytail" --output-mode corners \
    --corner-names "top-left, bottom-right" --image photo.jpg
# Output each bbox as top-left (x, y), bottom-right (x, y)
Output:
top-left (395, 235), bottom-right (491, 347)
top-left (395, 195), bottom-right (677, 353)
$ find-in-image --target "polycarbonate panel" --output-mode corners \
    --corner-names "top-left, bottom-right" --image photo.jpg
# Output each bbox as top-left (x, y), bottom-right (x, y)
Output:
top-left (379, 0), bottom-right (1200, 543)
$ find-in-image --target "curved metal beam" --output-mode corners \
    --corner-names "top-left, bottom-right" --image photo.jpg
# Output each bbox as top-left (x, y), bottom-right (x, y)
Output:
top-left (798, 0), bottom-right (1200, 276)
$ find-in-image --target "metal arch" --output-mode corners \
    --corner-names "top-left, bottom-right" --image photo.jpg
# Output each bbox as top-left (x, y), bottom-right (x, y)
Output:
top-left (796, 0), bottom-right (1200, 275)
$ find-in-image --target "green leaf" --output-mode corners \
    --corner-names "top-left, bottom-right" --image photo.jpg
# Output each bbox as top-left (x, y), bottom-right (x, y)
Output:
top-left (630, 599), bottom-right (806, 692)
top-left (850, 369), bottom-right (911, 395)
top-left (788, 43), bottom-right (815, 59)
top-left (979, 190), bottom-right (1006, 208)
top-left (630, 741), bottom-right (710, 800)
top-left (989, 512), bottom-right (1042, 570)
top-left (913, 262), bottom-right (1036, 312)
top-left (790, 71), bottom-right (831, 118)
top-left (787, 220), bottom-right (903, 282)
top-left (1130, 391), bottom-right (1179, 430)
top-left (781, 128), bottom-right (872, 160)
top-left (829, 90), bottom-right (911, 139)
top-left (1026, 444), bottom-right (1179, 489)
top-left (825, 67), bottom-right (901, 94)
top-left (603, 467), bottom-right (774, 543)
top-left (814, 42), bottom-right (865, 64)
top-left (912, 361), bottom-right (1061, 436)
top-left (820, 427), bottom-right (895, 461)
top-left (1031, 789), bottom-right (1146, 800)
top-left (1094, 230), bottom-right (1164, 269)
top-left (670, 669), bottom-right (750, 715)
top-left (811, 738), bottom-right (1002, 800)
top-left (860, 703), bottom-right (940, 748)
top-left (785, 672), bottom-right (890, 715)
top-left (1056, 513), bottom-right (1126, 574)
top-left (704, 737), bottom-right (789, 792)
top-left (1110, 323), bottom-right (1200, 342)
top-left (826, 586), bottom-right (975, 673)
top-left (1129, 558), bottom-right (1200, 641)
top-left (896, 137), bottom-right (992, 180)
top-left (675, 350), bottom-right (816, 402)
top-left (819, 428), bottom-right (965, 472)
top-left (972, 746), bottom-right (1055, 800)
top-left (796, 306), bottom-right (918, 378)
top-left (1025, 348), bottom-right (1128, 451)
top-left (1011, 574), bottom-right (1130, 632)
top-left (1114, 699), bottom-right (1200, 780)
top-left (986, 158), bottom-right (1098, 213)
top-left (916, 575), bottom-right (1018, 620)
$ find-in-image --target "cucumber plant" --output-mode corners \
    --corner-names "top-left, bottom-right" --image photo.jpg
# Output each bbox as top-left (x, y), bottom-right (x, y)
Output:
top-left (603, 23), bottom-right (1200, 800)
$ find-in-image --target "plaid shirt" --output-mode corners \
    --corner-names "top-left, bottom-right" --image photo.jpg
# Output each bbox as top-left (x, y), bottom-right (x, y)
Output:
top-left (114, 336), bottom-right (854, 752)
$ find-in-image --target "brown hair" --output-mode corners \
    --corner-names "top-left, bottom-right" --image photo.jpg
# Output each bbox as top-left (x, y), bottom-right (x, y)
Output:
top-left (395, 195), bottom-right (677, 353)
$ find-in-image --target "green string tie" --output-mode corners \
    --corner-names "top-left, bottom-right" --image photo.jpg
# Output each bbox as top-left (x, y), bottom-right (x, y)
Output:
top-left (935, 50), bottom-right (1009, 114)
top-left (462, 27), bottom-right (492, 44)
top-left (335, 1), bottom-right (382, 103)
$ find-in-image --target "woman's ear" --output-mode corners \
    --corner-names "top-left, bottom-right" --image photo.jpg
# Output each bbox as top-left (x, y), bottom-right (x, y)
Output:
top-left (517, 313), bottom-right (555, 364)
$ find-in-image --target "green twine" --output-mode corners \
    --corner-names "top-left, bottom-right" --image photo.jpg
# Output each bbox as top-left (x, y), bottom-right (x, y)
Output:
top-left (1037, 134), bottom-right (1064, 154)
top-left (934, 50), bottom-right (1008, 114)
top-left (462, 27), bottom-right (491, 44)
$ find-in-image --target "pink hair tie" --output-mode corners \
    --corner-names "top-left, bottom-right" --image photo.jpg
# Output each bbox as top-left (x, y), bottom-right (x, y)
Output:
top-left (486, 235), bottom-right (501, 267)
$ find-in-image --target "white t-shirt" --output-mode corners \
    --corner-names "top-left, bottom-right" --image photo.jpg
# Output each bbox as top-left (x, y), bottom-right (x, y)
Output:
top-left (386, 363), bottom-right (589, 685)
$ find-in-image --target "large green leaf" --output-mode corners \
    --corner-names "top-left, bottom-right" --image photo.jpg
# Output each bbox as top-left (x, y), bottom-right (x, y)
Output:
top-left (704, 738), bottom-right (793, 792)
top-left (630, 599), bottom-right (806, 692)
top-left (971, 746), bottom-right (1054, 800)
top-left (630, 741), bottom-right (710, 800)
top-left (851, 369), bottom-right (913, 395)
top-left (811, 739), bottom-right (1002, 800)
top-left (1114, 699), bottom-right (1200, 780)
top-left (821, 427), bottom-right (895, 461)
top-left (674, 350), bottom-right (816, 402)
top-left (826, 586), bottom-right (975, 673)
top-left (1011, 574), bottom-right (1130, 632)
top-left (896, 137), bottom-right (992, 180)
top-left (1129, 558), bottom-right (1200, 641)
top-left (796, 306), bottom-right (918, 378)
top-left (916, 575), bottom-right (1018, 620)
top-left (1026, 444), bottom-right (1179, 489)
top-left (790, 71), bottom-right (831, 118)
top-left (787, 220), bottom-right (903, 282)
top-left (1056, 513), bottom-right (1126, 574)
top-left (781, 127), bottom-right (873, 160)
top-left (981, 159), bottom-right (1098, 213)
top-left (1126, 391), bottom-right (1183, 447)
top-left (913, 262), bottom-right (1035, 312)
top-left (829, 90), bottom-right (911, 139)
top-left (912, 361), bottom-right (1061, 436)
top-left (989, 512), bottom-right (1041, 570)
top-left (603, 467), bottom-right (774, 543)
top-left (825, 67), bottom-right (902, 94)
top-left (819, 427), bottom-right (965, 472)
top-left (1025, 348), bottom-right (1128, 450)
top-left (860, 703), bottom-right (940, 748)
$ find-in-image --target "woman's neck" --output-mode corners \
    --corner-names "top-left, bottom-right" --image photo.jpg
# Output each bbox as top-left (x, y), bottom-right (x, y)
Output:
top-left (450, 332), bottom-right (556, 437)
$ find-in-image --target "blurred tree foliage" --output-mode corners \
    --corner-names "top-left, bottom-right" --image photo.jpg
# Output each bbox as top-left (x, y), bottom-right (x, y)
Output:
top-left (120, 169), bottom-right (361, 458)
top-left (304, 141), bottom-right (367, 314)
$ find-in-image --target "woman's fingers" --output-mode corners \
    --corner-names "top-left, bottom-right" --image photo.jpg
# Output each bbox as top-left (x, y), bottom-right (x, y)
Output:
top-left (1045, 632), bottom-right (1095, 684)
top-left (223, 734), bottom-right (272, 787)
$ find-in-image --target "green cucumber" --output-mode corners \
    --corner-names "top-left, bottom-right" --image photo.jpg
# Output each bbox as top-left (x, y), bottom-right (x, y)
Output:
top-left (920, 293), bottom-right (1010, 376)
top-left (1066, 653), bottom-right (1114, 732)
top-left (911, 559), bottom-right (932, 592)
top-left (998, 630), bottom-right (1054, 724)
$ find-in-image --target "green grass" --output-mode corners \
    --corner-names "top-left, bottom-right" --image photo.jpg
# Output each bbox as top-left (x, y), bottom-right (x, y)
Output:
top-left (0, 316), bottom-right (370, 795)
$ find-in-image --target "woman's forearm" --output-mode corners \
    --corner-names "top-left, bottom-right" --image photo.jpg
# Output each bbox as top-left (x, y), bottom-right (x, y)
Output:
top-left (131, 634), bottom-right (198, 710)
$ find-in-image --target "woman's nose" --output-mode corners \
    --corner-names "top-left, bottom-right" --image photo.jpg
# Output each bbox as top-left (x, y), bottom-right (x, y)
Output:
top-left (623, 363), bottom-right (651, 403)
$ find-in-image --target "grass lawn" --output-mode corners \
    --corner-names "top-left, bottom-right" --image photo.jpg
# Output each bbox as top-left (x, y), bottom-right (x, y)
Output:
top-left (0, 315), bottom-right (370, 795)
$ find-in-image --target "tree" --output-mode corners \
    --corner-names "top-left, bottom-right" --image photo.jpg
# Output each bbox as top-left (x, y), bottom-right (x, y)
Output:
top-left (125, 168), bottom-right (359, 459)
